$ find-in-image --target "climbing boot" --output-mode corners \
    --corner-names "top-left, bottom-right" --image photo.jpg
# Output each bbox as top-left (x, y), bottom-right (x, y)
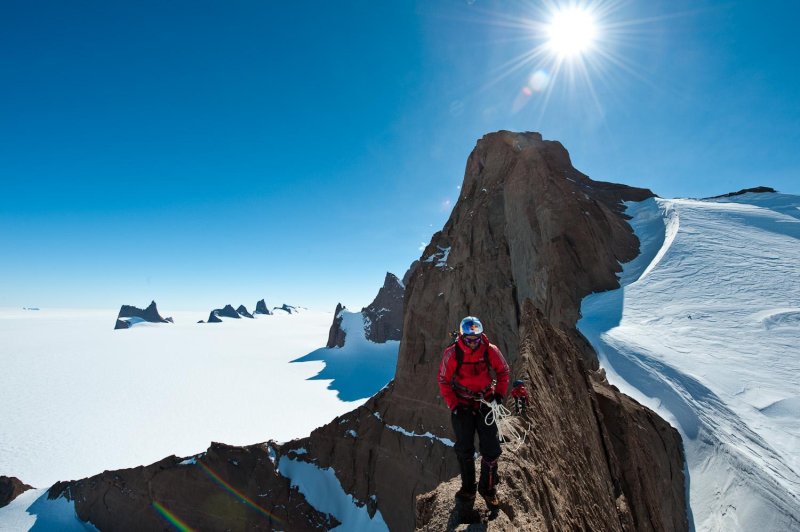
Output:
top-left (481, 488), bottom-right (500, 508)
top-left (455, 486), bottom-right (476, 501)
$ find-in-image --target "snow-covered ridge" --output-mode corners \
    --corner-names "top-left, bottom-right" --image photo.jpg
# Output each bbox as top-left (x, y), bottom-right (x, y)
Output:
top-left (579, 193), bottom-right (800, 531)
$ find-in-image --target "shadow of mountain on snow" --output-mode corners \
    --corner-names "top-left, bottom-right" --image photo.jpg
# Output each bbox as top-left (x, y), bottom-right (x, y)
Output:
top-left (292, 310), bottom-right (399, 402)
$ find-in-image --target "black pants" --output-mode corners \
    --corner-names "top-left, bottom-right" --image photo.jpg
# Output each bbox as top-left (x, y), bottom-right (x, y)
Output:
top-left (451, 405), bottom-right (501, 494)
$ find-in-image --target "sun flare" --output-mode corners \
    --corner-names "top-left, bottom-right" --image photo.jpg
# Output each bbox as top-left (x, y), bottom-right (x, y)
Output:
top-left (546, 6), bottom-right (598, 58)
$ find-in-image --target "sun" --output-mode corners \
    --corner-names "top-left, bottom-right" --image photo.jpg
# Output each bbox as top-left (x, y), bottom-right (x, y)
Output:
top-left (546, 6), bottom-right (598, 58)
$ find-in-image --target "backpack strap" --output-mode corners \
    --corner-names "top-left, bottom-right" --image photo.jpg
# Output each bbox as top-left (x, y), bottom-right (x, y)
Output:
top-left (454, 341), bottom-right (464, 375)
top-left (450, 340), bottom-right (494, 399)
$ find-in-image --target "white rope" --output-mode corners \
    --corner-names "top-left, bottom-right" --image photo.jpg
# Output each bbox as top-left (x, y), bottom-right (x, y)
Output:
top-left (479, 398), bottom-right (531, 452)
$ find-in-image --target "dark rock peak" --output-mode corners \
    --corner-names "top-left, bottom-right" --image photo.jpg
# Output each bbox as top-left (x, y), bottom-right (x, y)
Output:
top-left (255, 299), bottom-right (272, 315)
top-left (361, 272), bottom-right (405, 343)
top-left (114, 301), bottom-right (173, 329)
top-left (326, 303), bottom-right (347, 348)
top-left (205, 304), bottom-right (241, 323)
top-left (273, 304), bottom-right (298, 314)
top-left (706, 186), bottom-right (777, 199)
top-left (236, 305), bottom-right (254, 319)
top-left (0, 476), bottom-right (33, 508)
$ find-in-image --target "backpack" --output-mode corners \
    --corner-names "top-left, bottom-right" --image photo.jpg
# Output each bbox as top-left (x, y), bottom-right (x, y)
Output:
top-left (449, 336), bottom-right (493, 399)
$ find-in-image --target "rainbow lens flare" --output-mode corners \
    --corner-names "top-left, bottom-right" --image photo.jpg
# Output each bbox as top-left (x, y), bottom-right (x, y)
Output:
top-left (198, 462), bottom-right (286, 525)
top-left (152, 501), bottom-right (195, 532)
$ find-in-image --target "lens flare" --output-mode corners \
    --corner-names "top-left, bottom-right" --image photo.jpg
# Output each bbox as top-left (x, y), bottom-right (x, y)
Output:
top-left (153, 501), bottom-right (195, 532)
top-left (198, 462), bottom-right (286, 525)
top-left (528, 70), bottom-right (550, 92)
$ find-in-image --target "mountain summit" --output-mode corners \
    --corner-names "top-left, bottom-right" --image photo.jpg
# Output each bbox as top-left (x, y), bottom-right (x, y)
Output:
top-left (47, 132), bottom-right (687, 531)
top-left (114, 301), bottom-right (173, 329)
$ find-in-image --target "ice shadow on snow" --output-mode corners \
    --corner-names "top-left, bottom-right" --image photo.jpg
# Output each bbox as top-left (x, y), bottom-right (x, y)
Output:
top-left (292, 342), bottom-right (399, 402)
top-left (26, 491), bottom-right (95, 531)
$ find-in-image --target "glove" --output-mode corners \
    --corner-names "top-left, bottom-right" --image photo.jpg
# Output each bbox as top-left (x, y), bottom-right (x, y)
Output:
top-left (491, 394), bottom-right (503, 405)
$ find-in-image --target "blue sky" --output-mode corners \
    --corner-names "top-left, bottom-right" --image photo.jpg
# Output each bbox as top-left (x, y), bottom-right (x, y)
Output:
top-left (1, 0), bottom-right (798, 312)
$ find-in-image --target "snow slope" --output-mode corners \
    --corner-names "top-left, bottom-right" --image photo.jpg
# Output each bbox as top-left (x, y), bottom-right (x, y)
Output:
top-left (292, 309), bottom-right (399, 401)
top-left (0, 308), bottom-right (365, 489)
top-left (579, 193), bottom-right (800, 531)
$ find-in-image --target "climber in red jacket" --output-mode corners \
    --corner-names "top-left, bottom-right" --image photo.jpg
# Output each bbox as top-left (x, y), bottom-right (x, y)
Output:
top-left (511, 380), bottom-right (529, 414)
top-left (438, 316), bottom-right (510, 507)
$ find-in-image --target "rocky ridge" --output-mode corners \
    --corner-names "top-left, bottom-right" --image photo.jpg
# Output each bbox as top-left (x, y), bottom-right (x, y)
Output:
top-left (199, 300), bottom-right (275, 322)
top-left (206, 304), bottom-right (241, 323)
top-left (236, 305), bottom-right (254, 318)
top-left (0, 476), bottom-right (33, 509)
top-left (326, 271), bottom-right (406, 348)
top-left (273, 303), bottom-right (299, 314)
top-left (362, 272), bottom-right (405, 343)
top-left (49, 131), bottom-right (687, 531)
top-left (114, 301), bottom-right (173, 329)
top-left (49, 443), bottom-right (338, 531)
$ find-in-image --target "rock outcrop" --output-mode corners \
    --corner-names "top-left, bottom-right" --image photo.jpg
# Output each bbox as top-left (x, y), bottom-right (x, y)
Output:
top-left (114, 301), bottom-right (173, 329)
top-left (49, 132), bottom-right (686, 531)
top-left (362, 272), bottom-right (405, 343)
top-left (325, 272), bottom-right (406, 348)
top-left (273, 304), bottom-right (298, 314)
top-left (49, 443), bottom-right (338, 531)
top-left (206, 304), bottom-right (241, 323)
top-left (0, 476), bottom-right (33, 508)
top-left (326, 303), bottom-right (347, 348)
top-left (255, 299), bottom-right (272, 315)
top-left (236, 305), bottom-right (255, 319)
top-left (708, 185), bottom-right (776, 199)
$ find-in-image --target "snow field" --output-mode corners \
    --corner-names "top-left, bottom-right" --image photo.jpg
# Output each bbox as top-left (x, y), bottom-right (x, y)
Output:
top-left (579, 194), bottom-right (800, 531)
top-left (0, 308), bottom-right (366, 489)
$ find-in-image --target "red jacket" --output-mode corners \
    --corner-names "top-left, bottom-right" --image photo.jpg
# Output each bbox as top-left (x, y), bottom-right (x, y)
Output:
top-left (511, 385), bottom-right (528, 399)
top-left (438, 334), bottom-right (510, 410)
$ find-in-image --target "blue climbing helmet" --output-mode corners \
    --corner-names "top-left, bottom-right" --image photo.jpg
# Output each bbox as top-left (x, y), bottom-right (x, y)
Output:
top-left (459, 316), bottom-right (483, 336)
top-left (513, 379), bottom-right (524, 387)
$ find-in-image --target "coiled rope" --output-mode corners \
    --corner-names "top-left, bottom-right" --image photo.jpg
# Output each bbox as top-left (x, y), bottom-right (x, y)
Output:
top-left (479, 397), bottom-right (531, 452)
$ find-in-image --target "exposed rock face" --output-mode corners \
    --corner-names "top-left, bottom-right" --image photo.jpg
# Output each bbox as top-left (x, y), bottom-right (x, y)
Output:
top-left (0, 476), bottom-right (33, 508)
top-left (236, 305), bottom-right (255, 318)
top-left (206, 304), bottom-right (241, 323)
top-left (114, 301), bottom-right (173, 329)
top-left (50, 132), bottom-right (685, 531)
top-left (708, 185), bottom-right (776, 198)
top-left (362, 272), bottom-right (405, 343)
top-left (290, 131), bottom-right (678, 530)
top-left (255, 299), bottom-right (272, 315)
top-left (49, 442), bottom-right (338, 531)
top-left (325, 271), bottom-right (406, 348)
top-left (414, 303), bottom-right (686, 531)
top-left (326, 303), bottom-right (347, 348)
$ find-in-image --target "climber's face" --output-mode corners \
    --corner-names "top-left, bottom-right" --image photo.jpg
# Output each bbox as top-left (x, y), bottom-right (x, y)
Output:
top-left (462, 334), bottom-right (481, 348)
